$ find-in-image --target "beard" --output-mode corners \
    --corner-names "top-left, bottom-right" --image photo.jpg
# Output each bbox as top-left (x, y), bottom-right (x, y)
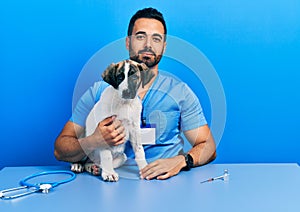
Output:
top-left (129, 46), bottom-right (163, 68)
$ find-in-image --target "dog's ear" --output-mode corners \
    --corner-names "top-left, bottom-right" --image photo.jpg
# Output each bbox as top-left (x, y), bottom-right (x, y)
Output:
top-left (102, 63), bottom-right (119, 89)
top-left (138, 63), bottom-right (155, 88)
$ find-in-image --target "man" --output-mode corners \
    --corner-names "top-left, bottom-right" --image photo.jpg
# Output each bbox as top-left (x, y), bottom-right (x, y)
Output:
top-left (54, 7), bottom-right (216, 180)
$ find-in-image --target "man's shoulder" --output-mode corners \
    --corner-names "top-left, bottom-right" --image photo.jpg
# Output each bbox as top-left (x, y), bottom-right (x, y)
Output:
top-left (158, 72), bottom-right (186, 85)
top-left (92, 80), bottom-right (109, 90)
top-left (157, 72), bottom-right (189, 92)
top-left (91, 81), bottom-right (110, 102)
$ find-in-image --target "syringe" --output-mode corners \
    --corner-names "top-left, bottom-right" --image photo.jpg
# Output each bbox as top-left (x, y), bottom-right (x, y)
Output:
top-left (200, 169), bottom-right (229, 183)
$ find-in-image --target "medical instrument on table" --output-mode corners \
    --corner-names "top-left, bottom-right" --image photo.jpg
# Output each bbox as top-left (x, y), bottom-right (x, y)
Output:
top-left (200, 169), bottom-right (229, 183)
top-left (0, 170), bottom-right (76, 200)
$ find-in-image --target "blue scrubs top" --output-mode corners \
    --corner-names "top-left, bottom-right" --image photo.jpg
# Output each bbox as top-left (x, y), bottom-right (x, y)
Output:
top-left (71, 72), bottom-right (207, 164)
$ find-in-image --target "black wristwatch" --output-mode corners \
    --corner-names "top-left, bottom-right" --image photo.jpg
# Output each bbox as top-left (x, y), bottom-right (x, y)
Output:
top-left (182, 153), bottom-right (194, 171)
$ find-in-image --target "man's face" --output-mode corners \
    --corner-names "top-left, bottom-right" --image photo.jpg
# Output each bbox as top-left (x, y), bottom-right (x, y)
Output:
top-left (126, 18), bottom-right (166, 68)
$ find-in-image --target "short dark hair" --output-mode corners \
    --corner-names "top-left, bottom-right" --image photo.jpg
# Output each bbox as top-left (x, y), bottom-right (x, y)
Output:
top-left (127, 8), bottom-right (167, 38)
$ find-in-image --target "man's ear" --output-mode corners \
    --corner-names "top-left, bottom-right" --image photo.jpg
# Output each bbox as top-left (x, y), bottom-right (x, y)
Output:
top-left (163, 41), bottom-right (167, 54)
top-left (102, 63), bottom-right (119, 89)
top-left (138, 63), bottom-right (155, 88)
top-left (126, 36), bottom-right (130, 50)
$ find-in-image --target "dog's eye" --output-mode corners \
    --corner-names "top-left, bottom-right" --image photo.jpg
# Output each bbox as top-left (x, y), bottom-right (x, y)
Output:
top-left (116, 74), bottom-right (124, 82)
top-left (129, 75), bottom-right (138, 80)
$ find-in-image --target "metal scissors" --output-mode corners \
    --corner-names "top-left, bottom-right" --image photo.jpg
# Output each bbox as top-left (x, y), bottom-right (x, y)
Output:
top-left (0, 170), bottom-right (76, 200)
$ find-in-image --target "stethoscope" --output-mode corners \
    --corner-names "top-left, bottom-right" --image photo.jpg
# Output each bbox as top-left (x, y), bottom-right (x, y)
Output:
top-left (0, 170), bottom-right (76, 200)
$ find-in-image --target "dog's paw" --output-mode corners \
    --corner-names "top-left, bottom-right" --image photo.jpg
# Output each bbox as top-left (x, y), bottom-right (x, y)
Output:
top-left (71, 163), bottom-right (84, 173)
top-left (84, 163), bottom-right (101, 176)
top-left (101, 169), bottom-right (119, 182)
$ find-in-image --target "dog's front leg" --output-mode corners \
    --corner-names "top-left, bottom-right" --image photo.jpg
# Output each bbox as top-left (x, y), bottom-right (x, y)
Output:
top-left (100, 148), bottom-right (119, 182)
top-left (130, 126), bottom-right (148, 170)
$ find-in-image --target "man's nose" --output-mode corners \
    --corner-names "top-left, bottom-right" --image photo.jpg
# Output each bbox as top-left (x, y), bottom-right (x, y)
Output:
top-left (145, 36), bottom-right (152, 48)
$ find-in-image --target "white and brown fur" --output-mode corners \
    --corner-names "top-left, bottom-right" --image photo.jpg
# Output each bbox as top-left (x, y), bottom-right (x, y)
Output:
top-left (71, 60), bottom-right (154, 181)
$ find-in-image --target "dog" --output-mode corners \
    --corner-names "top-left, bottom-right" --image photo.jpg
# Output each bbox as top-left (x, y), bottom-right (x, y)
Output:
top-left (71, 60), bottom-right (154, 182)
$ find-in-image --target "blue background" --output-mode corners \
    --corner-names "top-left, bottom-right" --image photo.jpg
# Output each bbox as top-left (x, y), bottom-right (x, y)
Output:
top-left (1, 0), bottom-right (299, 169)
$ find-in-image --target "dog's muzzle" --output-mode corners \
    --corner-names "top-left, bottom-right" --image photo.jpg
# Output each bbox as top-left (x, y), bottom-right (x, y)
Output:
top-left (122, 89), bottom-right (136, 99)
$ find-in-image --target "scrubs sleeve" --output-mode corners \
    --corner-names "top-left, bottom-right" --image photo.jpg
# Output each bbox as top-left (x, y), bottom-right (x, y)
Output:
top-left (180, 83), bottom-right (207, 131)
top-left (70, 81), bottom-right (108, 127)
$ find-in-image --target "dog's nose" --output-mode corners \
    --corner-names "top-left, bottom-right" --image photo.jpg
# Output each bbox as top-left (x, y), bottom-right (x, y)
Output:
top-left (122, 89), bottom-right (134, 99)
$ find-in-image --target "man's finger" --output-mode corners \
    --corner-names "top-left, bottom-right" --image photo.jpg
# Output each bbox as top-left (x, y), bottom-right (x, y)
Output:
top-left (156, 172), bottom-right (170, 180)
top-left (101, 115), bottom-right (116, 126)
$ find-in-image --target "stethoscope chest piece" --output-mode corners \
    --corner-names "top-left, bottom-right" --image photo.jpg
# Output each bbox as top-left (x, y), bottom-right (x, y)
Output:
top-left (39, 184), bottom-right (52, 194)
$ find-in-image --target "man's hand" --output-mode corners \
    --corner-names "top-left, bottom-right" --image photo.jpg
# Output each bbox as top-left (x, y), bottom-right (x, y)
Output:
top-left (139, 155), bottom-right (186, 180)
top-left (91, 116), bottom-right (126, 147)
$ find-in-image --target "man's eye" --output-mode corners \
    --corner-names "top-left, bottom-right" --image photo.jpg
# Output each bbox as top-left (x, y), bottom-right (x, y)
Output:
top-left (152, 37), bottom-right (162, 43)
top-left (136, 35), bottom-right (146, 40)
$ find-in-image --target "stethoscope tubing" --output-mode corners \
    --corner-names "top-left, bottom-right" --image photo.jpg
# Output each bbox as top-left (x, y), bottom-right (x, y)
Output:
top-left (1, 170), bottom-right (76, 200)
top-left (20, 170), bottom-right (76, 188)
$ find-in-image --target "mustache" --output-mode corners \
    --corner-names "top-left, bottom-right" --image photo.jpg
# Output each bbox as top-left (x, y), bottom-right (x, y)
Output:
top-left (138, 48), bottom-right (156, 56)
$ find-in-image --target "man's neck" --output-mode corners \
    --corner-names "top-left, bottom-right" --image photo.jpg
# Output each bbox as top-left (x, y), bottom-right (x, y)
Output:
top-left (138, 67), bottom-right (158, 100)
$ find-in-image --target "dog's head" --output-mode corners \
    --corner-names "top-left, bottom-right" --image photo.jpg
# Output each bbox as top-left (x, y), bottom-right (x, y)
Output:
top-left (102, 60), bottom-right (155, 99)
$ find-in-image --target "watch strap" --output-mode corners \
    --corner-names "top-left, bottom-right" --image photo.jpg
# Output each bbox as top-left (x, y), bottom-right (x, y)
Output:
top-left (181, 153), bottom-right (194, 171)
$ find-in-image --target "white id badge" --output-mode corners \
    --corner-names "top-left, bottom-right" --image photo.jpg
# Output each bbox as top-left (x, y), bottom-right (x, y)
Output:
top-left (140, 124), bottom-right (156, 145)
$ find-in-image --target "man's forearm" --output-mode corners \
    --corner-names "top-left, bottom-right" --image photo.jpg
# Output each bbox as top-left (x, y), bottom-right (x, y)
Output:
top-left (188, 134), bottom-right (216, 167)
top-left (54, 135), bottom-right (88, 163)
top-left (183, 125), bottom-right (216, 167)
